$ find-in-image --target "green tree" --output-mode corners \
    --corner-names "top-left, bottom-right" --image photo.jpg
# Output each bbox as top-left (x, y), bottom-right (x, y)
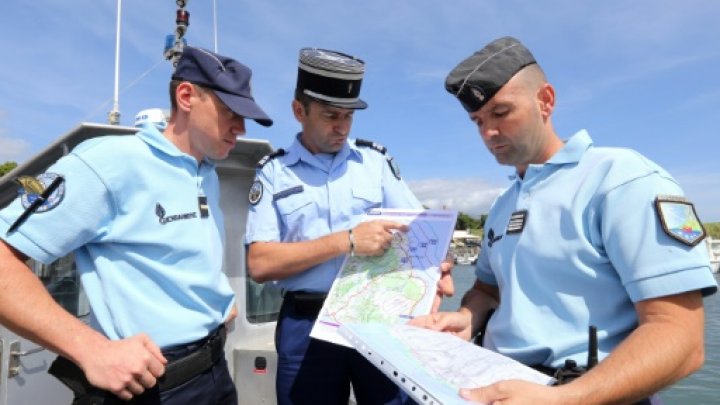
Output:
top-left (704, 222), bottom-right (720, 239)
top-left (0, 161), bottom-right (17, 177)
top-left (456, 212), bottom-right (481, 230)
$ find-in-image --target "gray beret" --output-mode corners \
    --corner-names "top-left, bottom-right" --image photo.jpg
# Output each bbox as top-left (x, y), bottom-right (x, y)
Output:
top-left (296, 48), bottom-right (368, 110)
top-left (445, 37), bottom-right (536, 112)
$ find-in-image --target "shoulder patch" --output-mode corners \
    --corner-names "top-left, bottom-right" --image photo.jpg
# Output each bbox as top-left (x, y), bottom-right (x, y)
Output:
top-left (654, 195), bottom-right (706, 247)
top-left (256, 148), bottom-right (286, 169)
top-left (355, 139), bottom-right (387, 155)
top-left (17, 173), bottom-right (65, 213)
top-left (249, 180), bottom-right (264, 205)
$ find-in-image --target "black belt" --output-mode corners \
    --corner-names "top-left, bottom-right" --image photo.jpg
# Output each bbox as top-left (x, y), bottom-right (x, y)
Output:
top-left (158, 324), bottom-right (226, 391)
top-left (49, 326), bottom-right (227, 403)
top-left (283, 291), bottom-right (327, 317)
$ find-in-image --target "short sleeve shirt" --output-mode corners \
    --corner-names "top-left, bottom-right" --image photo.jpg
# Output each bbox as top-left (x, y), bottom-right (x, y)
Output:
top-left (0, 124), bottom-right (235, 347)
top-left (245, 135), bottom-right (421, 292)
top-left (476, 130), bottom-right (717, 367)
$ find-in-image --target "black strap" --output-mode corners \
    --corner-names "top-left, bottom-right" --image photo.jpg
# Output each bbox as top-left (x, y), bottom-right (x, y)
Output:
top-left (283, 291), bottom-right (327, 317)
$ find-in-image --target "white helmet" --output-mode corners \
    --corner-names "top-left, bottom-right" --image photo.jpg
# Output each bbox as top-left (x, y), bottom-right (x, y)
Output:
top-left (134, 108), bottom-right (169, 129)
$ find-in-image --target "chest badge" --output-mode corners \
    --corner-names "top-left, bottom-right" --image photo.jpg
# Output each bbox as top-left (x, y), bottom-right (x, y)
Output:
top-left (486, 228), bottom-right (503, 248)
top-left (506, 210), bottom-right (528, 234)
top-left (655, 196), bottom-right (705, 246)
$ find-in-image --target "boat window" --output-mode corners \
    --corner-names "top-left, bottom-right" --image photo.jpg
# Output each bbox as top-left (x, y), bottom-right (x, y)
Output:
top-left (245, 277), bottom-right (282, 323)
top-left (29, 254), bottom-right (89, 318)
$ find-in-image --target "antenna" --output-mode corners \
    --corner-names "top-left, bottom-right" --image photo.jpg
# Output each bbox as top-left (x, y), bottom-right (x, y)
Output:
top-left (587, 325), bottom-right (598, 370)
top-left (164, 0), bottom-right (190, 66)
top-left (108, 0), bottom-right (122, 125)
top-left (213, 0), bottom-right (218, 52)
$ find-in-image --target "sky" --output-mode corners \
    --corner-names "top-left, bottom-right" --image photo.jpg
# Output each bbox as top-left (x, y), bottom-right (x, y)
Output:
top-left (1, 0), bottom-right (719, 221)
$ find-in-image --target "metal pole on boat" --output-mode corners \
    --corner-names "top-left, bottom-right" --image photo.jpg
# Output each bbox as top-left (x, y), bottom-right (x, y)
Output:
top-left (213, 0), bottom-right (218, 52)
top-left (108, 0), bottom-right (122, 125)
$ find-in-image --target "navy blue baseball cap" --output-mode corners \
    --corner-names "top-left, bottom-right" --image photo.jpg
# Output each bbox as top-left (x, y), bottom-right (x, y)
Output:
top-left (173, 46), bottom-right (273, 127)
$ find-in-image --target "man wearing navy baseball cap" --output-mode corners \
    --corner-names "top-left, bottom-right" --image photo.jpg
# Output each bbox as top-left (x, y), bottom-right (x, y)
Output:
top-left (0, 45), bottom-right (273, 405)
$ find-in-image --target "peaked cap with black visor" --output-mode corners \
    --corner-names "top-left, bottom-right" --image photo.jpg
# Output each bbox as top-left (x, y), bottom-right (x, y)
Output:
top-left (296, 48), bottom-right (368, 110)
top-left (172, 46), bottom-right (273, 127)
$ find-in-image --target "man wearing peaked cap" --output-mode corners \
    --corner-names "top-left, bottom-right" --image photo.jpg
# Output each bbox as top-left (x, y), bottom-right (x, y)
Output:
top-left (0, 45), bottom-right (273, 404)
top-left (245, 48), bottom-right (453, 404)
top-left (412, 36), bottom-right (717, 404)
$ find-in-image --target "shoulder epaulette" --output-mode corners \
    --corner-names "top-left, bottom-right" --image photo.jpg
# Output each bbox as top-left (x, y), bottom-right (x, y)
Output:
top-left (256, 148), bottom-right (286, 168)
top-left (355, 139), bottom-right (387, 155)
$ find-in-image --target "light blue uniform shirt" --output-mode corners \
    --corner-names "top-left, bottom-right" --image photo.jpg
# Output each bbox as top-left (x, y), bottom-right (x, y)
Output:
top-left (245, 134), bottom-right (421, 293)
top-left (476, 130), bottom-right (717, 368)
top-left (0, 124), bottom-right (235, 347)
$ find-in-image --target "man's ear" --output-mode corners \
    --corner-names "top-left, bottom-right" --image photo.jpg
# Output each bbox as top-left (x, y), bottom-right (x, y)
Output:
top-left (175, 82), bottom-right (195, 112)
top-left (537, 83), bottom-right (555, 120)
top-left (291, 99), bottom-right (305, 122)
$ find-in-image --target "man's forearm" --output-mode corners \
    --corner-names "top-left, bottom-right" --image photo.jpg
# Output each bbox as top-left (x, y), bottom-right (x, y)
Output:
top-left (247, 231), bottom-right (349, 283)
top-left (0, 242), bottom-right (107, 365)
top-left (460, 281), bottom-right (499, 337)
top-left (554, 291), bottom-right (705, 404)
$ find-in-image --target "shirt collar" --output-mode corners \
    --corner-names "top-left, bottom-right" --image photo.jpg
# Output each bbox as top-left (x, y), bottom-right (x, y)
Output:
top-left (547, 129), bottom-right (593, 165)
top-left (508, 129), bottom-right (593, 181)
top-left (285, 133), bottom-right (359, 168)
top-left (136, 123), bottom-right (214, 167)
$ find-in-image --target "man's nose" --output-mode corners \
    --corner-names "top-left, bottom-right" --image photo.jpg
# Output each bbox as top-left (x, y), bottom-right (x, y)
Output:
top-left (232, 116), bottom-right (247, 136)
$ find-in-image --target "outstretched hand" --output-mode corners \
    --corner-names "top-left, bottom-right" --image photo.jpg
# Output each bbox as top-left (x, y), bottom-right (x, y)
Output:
top-left (408, 309), bottom-right (473, 341)
top-left (351, 220), bottom-right (408, 257)
top-left (459, 379), bottom-right (560, 405)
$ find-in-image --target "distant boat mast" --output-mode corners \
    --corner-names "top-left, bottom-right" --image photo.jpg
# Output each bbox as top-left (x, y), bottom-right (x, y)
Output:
top-left (108, 0), bottom-right (194, 125)
top-left (108, 0), bottom-right (122, 125)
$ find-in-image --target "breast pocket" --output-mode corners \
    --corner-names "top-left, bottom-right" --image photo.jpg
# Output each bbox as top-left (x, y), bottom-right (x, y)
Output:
top-left (351, 187), bottom-right (382, 215)
top-left (275, 193), bottom-right (315, 236)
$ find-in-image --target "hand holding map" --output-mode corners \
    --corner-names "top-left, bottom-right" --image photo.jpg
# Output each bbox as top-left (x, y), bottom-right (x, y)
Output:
top-left (310, 208), bottom-right (457, 346)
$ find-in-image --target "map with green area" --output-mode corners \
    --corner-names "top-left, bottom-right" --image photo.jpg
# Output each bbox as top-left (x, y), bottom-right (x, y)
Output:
top-left (311, 209), bottom-right (457, 346)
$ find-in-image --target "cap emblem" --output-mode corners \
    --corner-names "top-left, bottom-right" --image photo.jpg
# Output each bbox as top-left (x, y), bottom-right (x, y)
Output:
top-left (471, 86), bottom-right (485, 102)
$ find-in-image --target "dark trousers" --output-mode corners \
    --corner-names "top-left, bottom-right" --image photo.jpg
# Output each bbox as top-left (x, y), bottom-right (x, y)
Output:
top-left (275, 294), bottom-right (415, 405)
top-left (122, 344), bottom-right (237, 405)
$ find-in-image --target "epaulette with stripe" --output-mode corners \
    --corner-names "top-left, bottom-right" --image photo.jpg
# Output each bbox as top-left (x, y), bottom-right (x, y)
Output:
top-left (355, 139), bottom-right (387, 154)
top-left (256, 148), bottom-right (286, 168)
top-left (355, 138), bottom-right (402, 180)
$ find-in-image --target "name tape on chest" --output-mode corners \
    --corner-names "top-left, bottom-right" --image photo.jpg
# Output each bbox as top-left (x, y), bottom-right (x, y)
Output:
top-left (506, 210), bottom-right (527, 234)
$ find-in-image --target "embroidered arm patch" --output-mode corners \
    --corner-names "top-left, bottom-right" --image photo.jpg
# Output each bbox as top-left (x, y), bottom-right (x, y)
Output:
top-left (654, 195), bottom-right (706, 246)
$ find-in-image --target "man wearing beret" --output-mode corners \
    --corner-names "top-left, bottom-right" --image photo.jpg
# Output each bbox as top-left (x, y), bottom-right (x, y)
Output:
top-left (0, 46), bottom-right (273, 404)
top-left (245, 48), bottom-right (452, 404)
top-left (411, 37), bottom-right (717, 404)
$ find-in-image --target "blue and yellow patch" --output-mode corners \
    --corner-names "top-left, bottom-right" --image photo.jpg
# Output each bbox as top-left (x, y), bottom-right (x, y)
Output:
top-left (17, 173), bottom-right (65, 213)
top-left (654, 195), bottom-right (705, 247)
